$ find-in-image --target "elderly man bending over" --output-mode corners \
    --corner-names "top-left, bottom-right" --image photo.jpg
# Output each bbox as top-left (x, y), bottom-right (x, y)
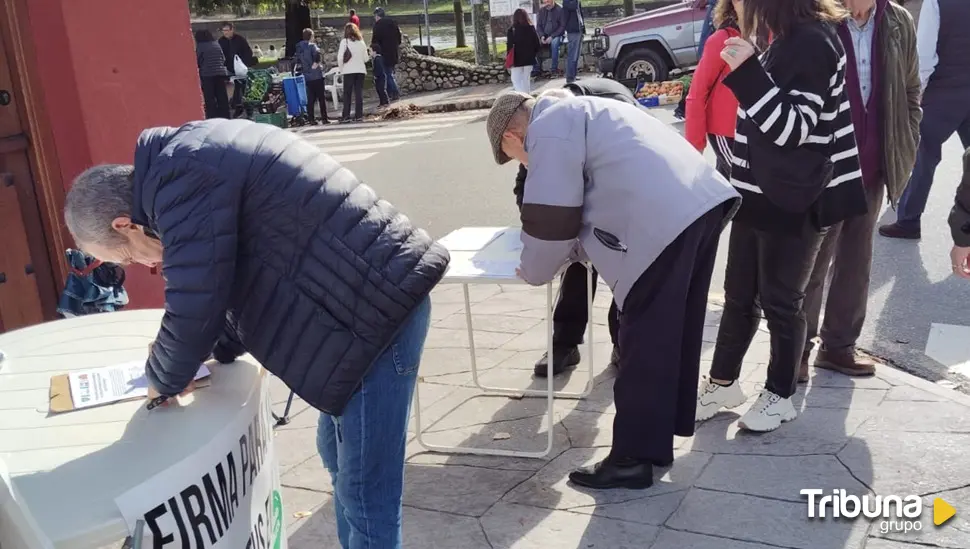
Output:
top-left (63, 119), bottom-right (449, 549)
top-left (486, 90), bottom-right (740, 489)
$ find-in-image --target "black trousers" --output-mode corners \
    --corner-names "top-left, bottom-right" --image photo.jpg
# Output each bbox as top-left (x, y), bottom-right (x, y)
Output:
top-left (305, 78), bottom-right (329, 123)
top-left (341, 73), bottom-right (365, 121)
top-left (201, 75), bottom-right (230, 119)
top-left (553, 263), bottom-right (619, 347)
top-left (710, 221), bottom-right (826, 398)
top-left (612, 204), bottom-right (726, 463)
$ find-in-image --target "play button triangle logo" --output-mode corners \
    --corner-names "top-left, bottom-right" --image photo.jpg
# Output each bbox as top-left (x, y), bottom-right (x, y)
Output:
top-left (934, 498), bottom-right (957, 526)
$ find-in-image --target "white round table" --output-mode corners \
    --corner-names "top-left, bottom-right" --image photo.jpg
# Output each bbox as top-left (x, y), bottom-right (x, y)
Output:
top-left (0, 310), bottom-right (266, 549)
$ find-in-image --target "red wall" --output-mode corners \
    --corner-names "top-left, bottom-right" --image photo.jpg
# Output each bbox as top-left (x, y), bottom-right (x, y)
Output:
top-left (25, 0), bottom-right (204, 308)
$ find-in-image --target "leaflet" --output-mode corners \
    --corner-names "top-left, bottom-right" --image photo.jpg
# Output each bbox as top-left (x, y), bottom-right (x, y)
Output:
top-left (67, 360), bottom-right (211, 409)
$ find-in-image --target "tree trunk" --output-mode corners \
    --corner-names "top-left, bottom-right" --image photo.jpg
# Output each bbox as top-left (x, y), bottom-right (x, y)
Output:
top-left (454, 0), bottom-right (467, 48)
top-left (623, 0), bottom-right (634, 17)
top-left (472, 2), bottom-right (489, 64)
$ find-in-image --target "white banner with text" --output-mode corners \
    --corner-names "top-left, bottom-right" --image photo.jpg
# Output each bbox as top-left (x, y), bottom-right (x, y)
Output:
top-left (115, 379), bottom-right (286, 549)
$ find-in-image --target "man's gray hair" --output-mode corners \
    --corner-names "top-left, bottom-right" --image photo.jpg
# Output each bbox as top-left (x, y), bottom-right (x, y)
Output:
top-left (64, 164), bottom-right (135, 247)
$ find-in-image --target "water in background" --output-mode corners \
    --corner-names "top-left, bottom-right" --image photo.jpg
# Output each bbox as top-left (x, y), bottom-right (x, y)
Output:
top-left (245, 19), bottom-right (610, 52)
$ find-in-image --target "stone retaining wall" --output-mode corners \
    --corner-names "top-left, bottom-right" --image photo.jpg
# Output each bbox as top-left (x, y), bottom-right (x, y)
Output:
top-left (395, 39), bottom-right (508, 93)
top-left (314, 25), bottom-right (509, 94)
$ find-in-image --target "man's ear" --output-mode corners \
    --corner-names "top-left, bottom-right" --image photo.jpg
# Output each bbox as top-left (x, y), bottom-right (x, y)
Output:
top-left (110, 216), bottom-right (138, 234)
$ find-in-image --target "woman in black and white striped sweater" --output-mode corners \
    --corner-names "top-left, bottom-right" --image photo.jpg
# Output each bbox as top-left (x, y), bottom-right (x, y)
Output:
top-left (695, 0), bottom-right (867, 433)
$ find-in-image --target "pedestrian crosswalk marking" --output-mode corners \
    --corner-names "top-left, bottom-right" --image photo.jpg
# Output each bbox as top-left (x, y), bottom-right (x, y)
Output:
top-left (324, 141), bottom-right (408, 152)
top-left (331, 152), bottom-right (377, 163)
top-left (305, 131), bottom-right (435, 145)
top-left (295, 112), bottom-right (484, 164)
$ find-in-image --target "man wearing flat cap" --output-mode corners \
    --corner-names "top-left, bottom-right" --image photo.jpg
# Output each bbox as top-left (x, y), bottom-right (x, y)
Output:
top-left (487, 89), bottom-right (740, 489)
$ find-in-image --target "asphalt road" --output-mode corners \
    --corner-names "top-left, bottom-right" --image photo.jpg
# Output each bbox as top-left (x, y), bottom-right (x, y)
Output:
top-left (305, 105), bottom-right (970, 390)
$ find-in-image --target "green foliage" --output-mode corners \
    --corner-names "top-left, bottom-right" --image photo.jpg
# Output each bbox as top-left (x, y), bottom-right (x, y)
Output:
top-left (189, 0), bottom-right (388, 16)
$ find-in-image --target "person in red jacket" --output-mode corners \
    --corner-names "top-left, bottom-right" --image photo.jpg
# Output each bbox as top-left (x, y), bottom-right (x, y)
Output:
top-left (684, 0), bottom-right (742, 177)
top-left (349, 9), bottom-right (360, 27)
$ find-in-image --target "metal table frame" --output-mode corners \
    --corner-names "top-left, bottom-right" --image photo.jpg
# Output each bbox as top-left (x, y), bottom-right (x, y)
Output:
top-left (413, 261), bottom-right (595, 459)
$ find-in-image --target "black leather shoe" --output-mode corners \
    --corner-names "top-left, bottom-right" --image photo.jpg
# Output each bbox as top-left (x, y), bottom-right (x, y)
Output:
top-left (569, 456), bottom-right (654, 490)
top-left (878, 222), bottom-right (921, 240)
top-left (534, 346), bottom-right (581, 377)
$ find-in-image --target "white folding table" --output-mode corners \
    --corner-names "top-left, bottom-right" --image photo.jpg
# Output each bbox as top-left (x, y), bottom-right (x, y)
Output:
top-left (413, 226), bottom-right (595, 459)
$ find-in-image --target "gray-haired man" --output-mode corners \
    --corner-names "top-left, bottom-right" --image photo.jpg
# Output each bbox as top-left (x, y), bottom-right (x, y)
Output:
top-left (63, 119), bottom-right (448, 547)
top-left (487, 90), bottom-right (739, 489)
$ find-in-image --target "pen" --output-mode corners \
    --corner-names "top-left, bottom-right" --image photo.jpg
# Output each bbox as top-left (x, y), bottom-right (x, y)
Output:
top-left (146, 395), bottom-right (170, 411)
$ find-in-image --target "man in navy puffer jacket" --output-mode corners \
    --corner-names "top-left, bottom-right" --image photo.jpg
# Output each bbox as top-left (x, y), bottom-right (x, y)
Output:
top-left (64, 118), bottom-right (449, 548)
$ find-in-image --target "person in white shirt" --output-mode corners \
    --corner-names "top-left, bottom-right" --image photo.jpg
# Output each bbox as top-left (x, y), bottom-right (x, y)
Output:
top-left (879, 0), bottom-right (970, 240)
top-left (337, 23), bottom-right (369, 122)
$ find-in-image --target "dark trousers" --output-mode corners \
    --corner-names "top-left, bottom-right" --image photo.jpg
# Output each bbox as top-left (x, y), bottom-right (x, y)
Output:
top-left (710, 221), bottom-right (826, 399)
top-left (708, 134), bottom-right (734, 179)
top-left (373, 55), bottom-right (390, 105)
top-left (804, 183), bottom-right (884, 354)
top-left (305, 78), bottom-right (329, 123)
top-left (231, 78), bottom-right (247, 117)
top-left (612, 205), bottom-right (726, 463)
top-left (201, 75), bottom-right (230, 119)
top-left (895, 87), bottom-right (970, 230)
top-left (553, 263), bottom-right (619, 347)
top-left (341, 73), bottom-right (365, 121)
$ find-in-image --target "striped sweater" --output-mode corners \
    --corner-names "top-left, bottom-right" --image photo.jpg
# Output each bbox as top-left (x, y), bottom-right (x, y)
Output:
top-left (722, 20), bottom-right (867, 233)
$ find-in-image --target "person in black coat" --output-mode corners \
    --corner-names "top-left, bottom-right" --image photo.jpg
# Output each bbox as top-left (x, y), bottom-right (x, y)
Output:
top-left (507, 9), bottom-right (541, 93)
top-left (195, 30), bottom-right (230, 119)
top-left (62, 119), bottom-right (450, 548)
top-left (371, 7), bottom-right (402, 101)
top-left (218, 22), bottom-right (257, 115)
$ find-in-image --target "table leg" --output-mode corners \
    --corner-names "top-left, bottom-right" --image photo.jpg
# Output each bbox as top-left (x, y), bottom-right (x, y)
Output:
top-left (412, 283), bottom-right (556, 458)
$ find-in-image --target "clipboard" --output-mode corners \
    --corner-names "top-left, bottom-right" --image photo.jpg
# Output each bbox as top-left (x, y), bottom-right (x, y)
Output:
top-left (48, 367), bottom-right (213, 414)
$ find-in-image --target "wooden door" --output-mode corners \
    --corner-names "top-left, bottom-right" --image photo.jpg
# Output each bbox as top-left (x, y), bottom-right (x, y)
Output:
top-left (0, 26), bottom-right (57, 331)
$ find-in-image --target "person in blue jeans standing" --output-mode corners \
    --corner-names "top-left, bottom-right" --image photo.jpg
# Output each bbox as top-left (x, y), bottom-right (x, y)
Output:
top-left (318, 296), bottom-right (431, 548)
top-left (674, 0), bottom-right (716, 120)
top-left (61, 119), bottom-right (450, 549)
top-left (879, 0), bottom-right (970, 240)
top-left (562, 0), bottom-right (585, 82)
top-left (535, 0), bottom-right (567, 76)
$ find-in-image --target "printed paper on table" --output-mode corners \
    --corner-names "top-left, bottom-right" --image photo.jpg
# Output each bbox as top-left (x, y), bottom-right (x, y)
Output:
top-left (66, 361), bottom-right (211, 410)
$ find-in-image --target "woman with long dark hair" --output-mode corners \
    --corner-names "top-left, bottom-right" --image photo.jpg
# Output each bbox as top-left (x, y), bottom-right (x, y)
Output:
top-left (506, 9), bottom-right (541, 93)
top-left (684, 0), bottom-right (742, 177)
top-left (337, 23), bottom-right (368, 122)
top-left (695, 0), bottom-right (867, 432)
top-left (195, 29), bottom-right (230, 119)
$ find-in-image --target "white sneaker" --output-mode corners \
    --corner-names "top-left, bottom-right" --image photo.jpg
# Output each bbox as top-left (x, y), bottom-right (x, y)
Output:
top-left (738, 390), bottom-right (797, 432)
top-left (696, 377), bottom-right (747, 421)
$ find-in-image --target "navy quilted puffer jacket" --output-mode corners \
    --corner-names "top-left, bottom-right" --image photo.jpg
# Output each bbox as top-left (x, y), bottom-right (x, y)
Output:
top-left (136, 119), bottom-right (450, 415)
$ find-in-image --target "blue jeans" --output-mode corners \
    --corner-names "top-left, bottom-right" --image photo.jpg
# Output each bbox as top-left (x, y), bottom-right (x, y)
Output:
top-left (895, 88), bottom-right (970, 230)
top-left (566, 31), bottom-right (582, 82)
top-left (538, 35), bottom-right (563, 73)
top-left (317, 296), bottom-right (431, 549)
top-left (696, 2), bottom-right (715, 58)
top-left (386, 68), bottom-right (401, 100)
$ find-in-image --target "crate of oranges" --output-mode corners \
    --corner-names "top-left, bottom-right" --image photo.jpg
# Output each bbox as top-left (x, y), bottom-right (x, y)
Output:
top-left (634, 79), bottom-right (685, 107)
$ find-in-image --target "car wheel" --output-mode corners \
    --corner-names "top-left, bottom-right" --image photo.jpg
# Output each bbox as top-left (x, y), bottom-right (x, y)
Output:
top-left (616, 47), bottom-right (669, 82)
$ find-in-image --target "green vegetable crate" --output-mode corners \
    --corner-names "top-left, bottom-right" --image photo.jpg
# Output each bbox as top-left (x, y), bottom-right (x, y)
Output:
top-left (252, 112), bottom-right (288, 129)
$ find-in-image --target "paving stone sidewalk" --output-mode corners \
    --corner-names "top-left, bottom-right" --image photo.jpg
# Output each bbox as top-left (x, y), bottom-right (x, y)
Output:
top-left (275, 281), bottom-right (970, 549)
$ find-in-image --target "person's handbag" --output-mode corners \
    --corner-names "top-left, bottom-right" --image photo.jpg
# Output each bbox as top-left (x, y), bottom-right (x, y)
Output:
top-left (233, 55), bottom-right (249, 79)
top-left (343, 41), bottom-right (353, 64)
top-left (505, 27), bottom-right (516, 69)
top-left (746, 128), bottom-right (834, 213)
